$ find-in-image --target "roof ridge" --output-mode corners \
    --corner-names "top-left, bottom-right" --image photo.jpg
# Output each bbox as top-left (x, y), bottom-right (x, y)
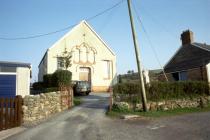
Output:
top-left (192, 42), bottom-right (210, 52)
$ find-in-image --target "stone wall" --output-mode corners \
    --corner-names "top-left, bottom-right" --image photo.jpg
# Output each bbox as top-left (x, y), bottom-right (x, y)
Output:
top-left (23, 91), bottom-right (72, 124)
top-left (113, 96), bottom-right (210, 111)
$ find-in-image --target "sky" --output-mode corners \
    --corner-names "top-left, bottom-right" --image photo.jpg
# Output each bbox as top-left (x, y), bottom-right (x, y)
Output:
top-left (0, 0), bottom-right (210, 82)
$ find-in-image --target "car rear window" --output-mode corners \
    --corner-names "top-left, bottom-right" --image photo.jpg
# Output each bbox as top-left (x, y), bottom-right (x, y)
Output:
top-left (78, 81), bottom-right (89, 86)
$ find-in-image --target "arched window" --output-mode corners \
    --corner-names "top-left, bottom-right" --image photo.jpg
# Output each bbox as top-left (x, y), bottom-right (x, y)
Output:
top-left (74, 49), bottom-right (80, 63)
top-left (88, 50), bottom-right (94, 63)
top-left (80, 46), bottom-right (87, 63)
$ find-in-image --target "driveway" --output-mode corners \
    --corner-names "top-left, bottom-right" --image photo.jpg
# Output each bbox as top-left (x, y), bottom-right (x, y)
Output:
top-left (5, 93), bottom-right (210, 140)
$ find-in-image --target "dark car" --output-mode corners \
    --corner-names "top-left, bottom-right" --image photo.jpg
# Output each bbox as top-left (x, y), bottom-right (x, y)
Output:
top-left (73, 81), bottom-right (91, 95)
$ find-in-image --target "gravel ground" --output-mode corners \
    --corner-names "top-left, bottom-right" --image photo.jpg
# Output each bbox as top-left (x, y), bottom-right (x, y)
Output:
top-left (5, 93), bottom-right (210, 140)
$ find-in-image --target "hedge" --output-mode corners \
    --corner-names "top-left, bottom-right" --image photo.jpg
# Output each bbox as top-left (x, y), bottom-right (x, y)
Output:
top-left (32, 82), bottom-right (44, 90)
top-left (43, 87), bottom-right (58, 93)
top-left (43, 74), bottom-right (53, 87)
top-left (113, 81), bottom-right (210, 102)
top-left (52, 70), bottom-right (72, 87)
top-left (32, 70), bottom-right (72, 91)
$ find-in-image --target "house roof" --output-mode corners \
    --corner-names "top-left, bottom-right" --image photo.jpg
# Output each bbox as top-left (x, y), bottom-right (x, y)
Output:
top-left (164, 42), bottom-right (210, 73)
top-left (192, 42), bottom-right (210, 52)
top-left (0, 61), bottom-right (31, 68)
top-left (39, 20), bottom-right (115, 67)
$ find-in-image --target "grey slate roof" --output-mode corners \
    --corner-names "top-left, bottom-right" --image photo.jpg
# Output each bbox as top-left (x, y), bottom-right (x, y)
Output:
top-left (164, 42), bottom-right (210, 73)
top-left (192, 42), bottom-right (210, 51)
top-left (0, 61), bottom-right (31, 68)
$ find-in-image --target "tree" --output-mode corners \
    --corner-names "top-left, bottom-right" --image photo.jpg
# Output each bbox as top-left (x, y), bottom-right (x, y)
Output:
top-left (127, 70), bottom-right (134, 74)
top-left (131, 70), bottom-right (134, 74)
top-left (59, 47), bottom-right (72, 70)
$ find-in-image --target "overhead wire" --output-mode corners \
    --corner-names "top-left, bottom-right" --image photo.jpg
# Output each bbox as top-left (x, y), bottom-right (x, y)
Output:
top-left (132, 1), bottom-right (169, 81)
top-left (134, 0), bottom-right (177, 40)
top-left (97, 2), bottom-right (120, 34)
top-left (0, 0), bottom-right (124, 41)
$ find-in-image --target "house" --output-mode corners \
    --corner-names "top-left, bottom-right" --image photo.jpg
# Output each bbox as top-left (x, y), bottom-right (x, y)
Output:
top-left (38, 20), bottom-right (117, 92)
top-left (0, 61), bottom-right (31, 97)
top-left (159, 30), bottom-right (210, 82)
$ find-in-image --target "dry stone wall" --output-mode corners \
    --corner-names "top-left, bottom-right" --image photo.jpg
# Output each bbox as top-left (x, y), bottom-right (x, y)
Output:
top-left (23, 91), bottom-right (72, 124)
top-left (113, 96), bottom-right (210, 111)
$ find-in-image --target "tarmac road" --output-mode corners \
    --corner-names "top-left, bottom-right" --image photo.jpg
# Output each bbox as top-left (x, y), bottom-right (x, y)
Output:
top-left (5, 93), bottom-right (210, 140)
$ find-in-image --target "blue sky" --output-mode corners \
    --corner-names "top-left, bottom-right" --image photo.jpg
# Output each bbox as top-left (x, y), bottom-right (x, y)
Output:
top-left (0, 0), bottom-right (210, 82)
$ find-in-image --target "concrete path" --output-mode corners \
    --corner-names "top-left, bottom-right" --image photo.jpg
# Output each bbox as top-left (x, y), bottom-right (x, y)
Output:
top-left (0, 127), bottom-right (26, 140)
top-left (5, 93), bottom-right (210, 140)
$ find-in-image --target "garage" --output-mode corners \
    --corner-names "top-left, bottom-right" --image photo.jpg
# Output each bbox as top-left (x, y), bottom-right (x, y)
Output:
top-left (0, 74), bottom-right (16, 98)
top-left (0, 61), bottom-right (31, 98)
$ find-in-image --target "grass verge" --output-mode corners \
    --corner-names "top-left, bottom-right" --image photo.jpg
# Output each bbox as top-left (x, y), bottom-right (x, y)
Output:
top-left (107, 104), bottom-right (210, 118)
top-left (74, 97), bottom-right (82, 106)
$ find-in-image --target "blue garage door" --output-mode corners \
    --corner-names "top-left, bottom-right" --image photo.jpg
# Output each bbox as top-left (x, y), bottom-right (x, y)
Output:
top-left (0, 74), bottom-right (16, 98)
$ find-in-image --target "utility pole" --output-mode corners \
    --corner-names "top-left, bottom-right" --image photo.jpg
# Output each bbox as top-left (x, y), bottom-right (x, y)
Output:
top-left (127, 0), bottom-right (148, 111)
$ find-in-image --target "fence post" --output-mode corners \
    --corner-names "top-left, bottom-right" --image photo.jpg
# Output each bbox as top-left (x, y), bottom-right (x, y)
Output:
top-left (0, 98), bottom-right (4, 130)
top-left (5, 98), bottom-right (9, 129)
top-left (16, 95), bottom-right (22, 126)
top-left (9, 98), bottom-right (13, 128)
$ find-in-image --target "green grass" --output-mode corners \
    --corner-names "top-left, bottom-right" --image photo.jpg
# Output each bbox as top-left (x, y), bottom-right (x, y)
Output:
top-left (73, 97), bottom-right (82, 106)
top-left (107, 104), bottom-right (210, 118)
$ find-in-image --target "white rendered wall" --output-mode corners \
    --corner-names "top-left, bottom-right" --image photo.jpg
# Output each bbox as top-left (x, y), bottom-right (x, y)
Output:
top-left (17, 67), bottom-right (30, 97)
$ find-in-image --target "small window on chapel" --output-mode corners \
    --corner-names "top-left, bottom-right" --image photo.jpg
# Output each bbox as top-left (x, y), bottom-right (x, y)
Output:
top-left (57, 57), bottom-right (64, 69)
top-left (103, 60), bottom-right (111, 79)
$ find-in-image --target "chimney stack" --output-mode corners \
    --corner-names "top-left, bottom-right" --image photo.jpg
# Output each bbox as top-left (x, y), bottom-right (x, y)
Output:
top-left (181, 30), bottom-right (194, 46)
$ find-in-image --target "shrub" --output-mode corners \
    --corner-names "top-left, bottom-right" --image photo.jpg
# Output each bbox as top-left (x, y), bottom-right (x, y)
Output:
top-left (113, 81), bottom-right (210, 102)
top-left (52, 70), bottom-right (72, 87)
top-left (32, 82), bottom-right (44, 90)
top-left (113, 82), bottom-right (141, 108)
top-left (148, 81), bottom-right (210, 101)
top-left (43, 87), bottom-right (58, 93)
top-left (43, 74), bottom-right (53, 87)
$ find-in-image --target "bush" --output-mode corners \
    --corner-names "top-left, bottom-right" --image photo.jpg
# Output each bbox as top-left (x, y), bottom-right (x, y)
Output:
top-left (43, 74), bottom-right (53, 87)
top-left (32, 82), bottom-right (44, 90)
top-left (52, 70), bottom-right (72, 87)
top-left (113, 81), bottom-right (210, 102)
top-left (113, 82), bottom-right (141, 106)
top-left (148, 81), bottom-right (210, 101)
top-left (43, 87), bottom-right (58, 93)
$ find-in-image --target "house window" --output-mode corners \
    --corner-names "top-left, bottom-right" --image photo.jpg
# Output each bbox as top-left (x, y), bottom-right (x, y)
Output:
top-left (179, 71), bottom-right (187, 81)
top-left (103, 60), bottom-right (111, 79)
top-left (172, 71), bottom-right (187, 81)
top-left (57, 57), bottom-right (64, 69)
top-left (172, 72), bottom-right (179, 81)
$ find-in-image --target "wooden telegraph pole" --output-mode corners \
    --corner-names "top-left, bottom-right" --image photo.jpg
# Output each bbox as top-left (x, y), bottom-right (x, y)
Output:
top-left (127, 0), bottom-right (148, 111)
